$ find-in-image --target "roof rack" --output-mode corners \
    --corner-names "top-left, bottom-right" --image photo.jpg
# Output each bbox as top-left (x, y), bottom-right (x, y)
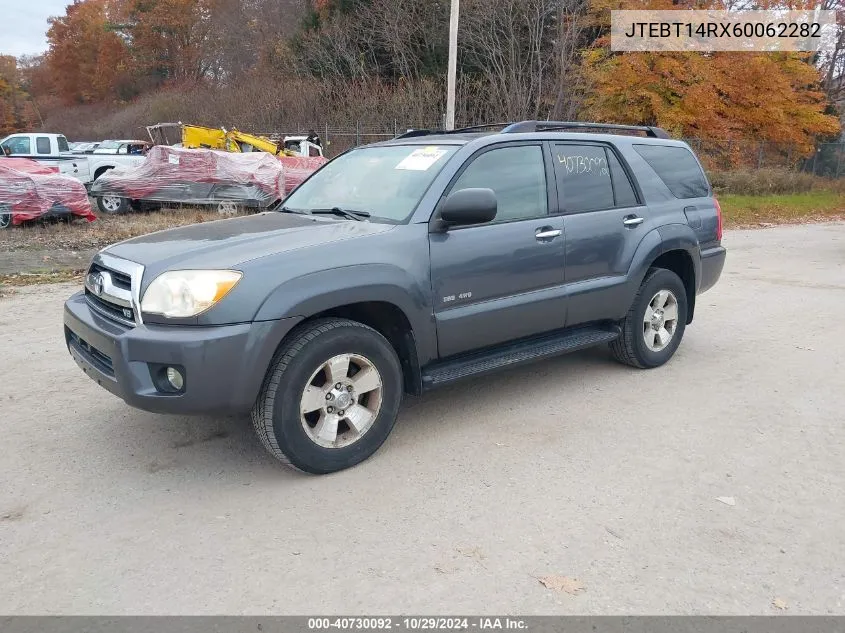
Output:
top-left (395, 129), bottom-right (441, 139)
top-left (395, 123), bottom-right (512, 139)
top-left (395, 120), bottom-right (672, 140)
top-left (501, 120), bottom-right (671, 138)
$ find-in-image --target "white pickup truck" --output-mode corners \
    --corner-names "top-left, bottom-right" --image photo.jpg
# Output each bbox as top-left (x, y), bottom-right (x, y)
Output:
top-left (0, 133), bottom-right (147, 186)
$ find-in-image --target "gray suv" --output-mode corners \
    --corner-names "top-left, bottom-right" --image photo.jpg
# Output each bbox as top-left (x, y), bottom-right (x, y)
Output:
top-left (64, 121), bottom-right (726, 474)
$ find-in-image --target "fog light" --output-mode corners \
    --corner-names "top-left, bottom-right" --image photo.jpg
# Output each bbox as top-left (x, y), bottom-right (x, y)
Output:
top-left (166, 367), bottom-right (184, 390)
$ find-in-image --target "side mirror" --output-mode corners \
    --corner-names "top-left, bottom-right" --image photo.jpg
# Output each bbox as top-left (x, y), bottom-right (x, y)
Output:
top-left (438, 188), bottom-right (497, 228)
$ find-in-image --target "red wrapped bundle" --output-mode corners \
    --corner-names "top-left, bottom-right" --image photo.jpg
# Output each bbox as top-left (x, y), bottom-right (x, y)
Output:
top-left (278, 155), bottom-right (328, 194)
top-left (90, 146), bottom-right (287, 208)
top-left (0, 158), bottom-right (95, 227)
top-left (2, 158), bottom-right (60, 174)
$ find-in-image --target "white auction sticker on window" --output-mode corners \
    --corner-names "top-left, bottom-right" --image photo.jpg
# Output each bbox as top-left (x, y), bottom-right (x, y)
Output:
top-left (395, 147), bottom-right (447, 171)
top-left (168, 154), bottom-right (180, 165)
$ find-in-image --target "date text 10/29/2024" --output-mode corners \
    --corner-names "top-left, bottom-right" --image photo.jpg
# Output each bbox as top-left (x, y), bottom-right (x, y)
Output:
top-left (308, 617), bottom-right (528, 631)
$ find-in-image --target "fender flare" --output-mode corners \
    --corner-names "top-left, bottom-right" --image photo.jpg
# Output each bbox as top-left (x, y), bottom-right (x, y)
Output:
top-left (623, 225), bottom-right (701, 317)
top-left (656, 223), bottom-right (703, 292)
top-left (253, 264), bottom-right (437, 365)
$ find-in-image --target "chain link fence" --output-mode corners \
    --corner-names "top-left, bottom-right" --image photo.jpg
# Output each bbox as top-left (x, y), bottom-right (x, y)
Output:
top-left (264, 122), bottom-right (845, 177)
top-left (684, 138), bottom-right (845, 177)
top-left (258, 122), bottom-right (444, 157)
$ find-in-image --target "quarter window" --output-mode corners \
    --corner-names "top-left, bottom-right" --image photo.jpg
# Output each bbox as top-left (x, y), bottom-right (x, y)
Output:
top-left (633, 144), bottom-right (709, 198)
top-left (449, 145), bottom-right (547, 223)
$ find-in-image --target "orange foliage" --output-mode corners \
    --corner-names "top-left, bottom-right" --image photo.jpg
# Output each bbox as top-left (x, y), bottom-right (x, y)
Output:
top-left (45, 0), bottom-right (131, 104)
top-left (122, 0), bottom-right (216, 82)
top-left (583, 0), bottom-right (840, 158)
top-left (0, 56), bottom-right (39, 136)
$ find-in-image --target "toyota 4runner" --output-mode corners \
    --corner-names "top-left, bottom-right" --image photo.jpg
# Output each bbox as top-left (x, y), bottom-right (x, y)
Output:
top-left (63, 121), bottom-right (727, 474)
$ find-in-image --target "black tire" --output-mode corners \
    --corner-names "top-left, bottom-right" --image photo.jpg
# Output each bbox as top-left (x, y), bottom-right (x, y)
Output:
top-left (611, 267), bottom-right (688, 369)
top-left (96, 195), bottom-right (131, 215)
top-left (252, 318), bottom-right (403, 474)
top-left (130, 199), bottom-right (162, 212)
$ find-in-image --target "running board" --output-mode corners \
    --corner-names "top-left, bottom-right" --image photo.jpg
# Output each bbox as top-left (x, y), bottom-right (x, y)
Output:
top-left (421, 324), bottom-right (620, 390)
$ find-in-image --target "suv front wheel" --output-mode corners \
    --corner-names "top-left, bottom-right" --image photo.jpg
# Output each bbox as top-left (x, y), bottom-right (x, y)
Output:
top-left (252, 318), bottom-right (403, 474)
top-left (611, 267), bottom-right (688, 369)
top-left (96, 195), bottom-right (131, 215)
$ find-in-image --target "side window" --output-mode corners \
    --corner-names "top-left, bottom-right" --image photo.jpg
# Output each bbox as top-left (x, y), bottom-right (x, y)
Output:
top-left (607, 149), bottom-right (639, 207)
top-left (57, 136), bottom-right (70, 152)
top-left (633, 144), bottom-right (709, 198)
top-left (450, 145), bottom-right (547, 223)
top-left (553, 144), bottom-right (614, 213)
top-left (4, 137), bottom-right (31, 155)
top-left (118, 145), bottom-right (128, 154)
top-left (36, 137), bottom-right (52, 154)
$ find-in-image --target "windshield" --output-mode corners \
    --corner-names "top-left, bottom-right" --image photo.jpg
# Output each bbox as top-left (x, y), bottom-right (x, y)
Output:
top-left (283, 144), bottom-right (458, 223)
top-left (97, 140), bottom-right (120, 150)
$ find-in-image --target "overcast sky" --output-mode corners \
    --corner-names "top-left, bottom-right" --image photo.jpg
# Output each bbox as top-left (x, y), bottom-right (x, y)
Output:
top-left (1, 0), bottom-right (71, 58)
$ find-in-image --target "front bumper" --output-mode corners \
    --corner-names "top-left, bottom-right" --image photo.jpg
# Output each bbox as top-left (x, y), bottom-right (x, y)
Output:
top-left (63, 291), bottom-right (302, 415)
top-left (699, 245), bottom-right (726, 294)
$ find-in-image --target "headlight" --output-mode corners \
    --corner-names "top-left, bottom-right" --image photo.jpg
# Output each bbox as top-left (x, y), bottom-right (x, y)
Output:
top-left (140, 270), bottom-right (242, 318)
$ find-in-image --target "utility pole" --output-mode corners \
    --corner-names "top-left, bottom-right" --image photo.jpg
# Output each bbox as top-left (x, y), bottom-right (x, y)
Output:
top-left (445, 0), bottom-right (460, 131)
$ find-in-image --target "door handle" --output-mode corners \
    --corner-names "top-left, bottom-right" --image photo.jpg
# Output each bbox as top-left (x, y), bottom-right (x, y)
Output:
top-left (623, 215), bottom-right (644, 228)
top-left (535, 228), bottom-right (562, 240)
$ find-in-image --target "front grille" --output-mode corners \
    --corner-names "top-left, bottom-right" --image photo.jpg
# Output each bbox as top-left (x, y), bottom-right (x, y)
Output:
top-left (85, 290), bottom-right (135, 327)
top-left (67, 330), bottom-right (114, 377)
top-left (90, 262), bottom-right (131, 291)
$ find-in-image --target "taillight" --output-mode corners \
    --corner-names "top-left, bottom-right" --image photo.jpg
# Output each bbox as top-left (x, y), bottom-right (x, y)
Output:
top-left (714, 197), bottom-right (723, 242)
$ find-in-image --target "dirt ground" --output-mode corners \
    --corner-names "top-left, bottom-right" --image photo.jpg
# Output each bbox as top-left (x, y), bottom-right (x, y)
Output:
top-left (0, 222), bottom-right (844, 615)
top-left (0, 205), bottom-right (236, 276)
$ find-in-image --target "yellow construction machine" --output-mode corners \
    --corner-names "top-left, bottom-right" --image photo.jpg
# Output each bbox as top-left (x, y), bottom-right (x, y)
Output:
top-left (146, 123), bottom-right (324, 158)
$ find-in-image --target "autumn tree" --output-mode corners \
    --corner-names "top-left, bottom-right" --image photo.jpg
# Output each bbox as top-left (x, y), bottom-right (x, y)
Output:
top-left (0, 56), bottom-right (38, 135)
top-left (115, 0), bottom-right (220, 84)
top-left (45, 0), bottom-right (131, 104)
top-left (582, 0), bottom-right (840, 163)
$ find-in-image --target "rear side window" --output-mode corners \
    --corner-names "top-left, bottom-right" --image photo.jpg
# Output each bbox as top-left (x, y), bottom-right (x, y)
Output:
top-left (57, 136), bottom-right (70, 152)
top-left (633, 144), bottom-right (709, 198)
top-left (553, 144), bottom-right (643, 213)
top-left (36, 137), bottom-right (51, 154)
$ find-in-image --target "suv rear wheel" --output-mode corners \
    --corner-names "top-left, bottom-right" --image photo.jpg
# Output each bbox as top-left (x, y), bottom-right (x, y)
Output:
top-left (252, 318), bottom-right (403, 474)
top-left (611, 267), bottom-right (688, 369)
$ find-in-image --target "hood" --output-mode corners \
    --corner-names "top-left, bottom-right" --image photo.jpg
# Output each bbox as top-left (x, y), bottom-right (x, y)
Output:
top-left (105, 211), bottom-right (395, 271)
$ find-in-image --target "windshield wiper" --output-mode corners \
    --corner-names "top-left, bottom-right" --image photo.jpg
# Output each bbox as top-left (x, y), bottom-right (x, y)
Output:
top-left (277, 205), bottom-right (308, 214)
top-left (310, 207), bottom-right (370, 221)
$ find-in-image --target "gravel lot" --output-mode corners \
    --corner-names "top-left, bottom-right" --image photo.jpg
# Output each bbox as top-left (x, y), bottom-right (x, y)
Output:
top-left (1, 222), bottom-right (844, 615)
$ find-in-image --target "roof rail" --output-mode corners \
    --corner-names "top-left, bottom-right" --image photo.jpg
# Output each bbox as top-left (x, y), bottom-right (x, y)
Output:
top-left (396, 121), bottom-right (672, 140)
top-left (501, 120), bottom-right (671, 139)
top-left (451, 122), bottom-right (513, 133)
top-left (395, 122), bottom-right (515, 139)
top-left (395, 129), bottom-right (441, 139)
